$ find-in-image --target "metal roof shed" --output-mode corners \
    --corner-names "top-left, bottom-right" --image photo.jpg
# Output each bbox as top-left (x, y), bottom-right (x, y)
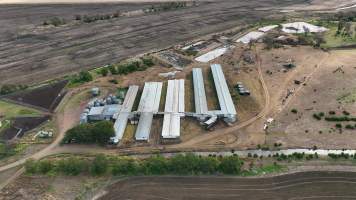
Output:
top-left (112, 85), bottom-right (139, 144)
top-left (135, 82), bottom-right (162, 141)
top-left (162, 79), bottom-right (185, 139)
top-left (192, 68), bottom-right (208, 115)
top-left (210, 64), bottom-right (237, 123)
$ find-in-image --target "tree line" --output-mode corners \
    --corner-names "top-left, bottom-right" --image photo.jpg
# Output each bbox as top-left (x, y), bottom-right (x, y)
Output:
top-left (98, 57), bottom-right (154, 77)
top-left (25, 154), bottom-right (244, 176)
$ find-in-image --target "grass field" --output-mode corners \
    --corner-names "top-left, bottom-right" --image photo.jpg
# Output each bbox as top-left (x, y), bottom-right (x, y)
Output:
top-left (0, 100), bottom-right (41, 119)
top-left (321, 23), bottom-right (356, 48)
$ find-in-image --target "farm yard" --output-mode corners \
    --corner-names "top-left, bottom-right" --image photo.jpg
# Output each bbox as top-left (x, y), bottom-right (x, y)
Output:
top-left (2, 0), bottom-right (356, 198)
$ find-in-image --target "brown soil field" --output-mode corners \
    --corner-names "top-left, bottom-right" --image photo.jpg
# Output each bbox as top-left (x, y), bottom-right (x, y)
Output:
top-left (99, 171), bottom-right (356, 200)
top-left (3, 80), bottom-right (67, 111)
top-left (0, 0), bottom-right (321, 85)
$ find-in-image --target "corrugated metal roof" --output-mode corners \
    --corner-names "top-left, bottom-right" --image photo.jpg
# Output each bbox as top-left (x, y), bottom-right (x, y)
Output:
top-left (210, 64), bottom-right (237, 117)
top-left (112, 85), bottom-right (139, 143)
top-left (88, 106), bottom-right (104, 116)
top-left (162, 79), bottom-right (185, 139)
top-left (102, 104), bottom-right (120, 116)
top-left (192, 68), bottom-right (208, 114)
top-left (135, 82), bottom-right (162, 141)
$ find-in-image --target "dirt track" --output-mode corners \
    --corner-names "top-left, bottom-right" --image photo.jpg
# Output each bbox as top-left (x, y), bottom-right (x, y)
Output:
top-left (99, 171), bottom-right (356, 200)
top-left (0, 0), bottom-right (317, 85)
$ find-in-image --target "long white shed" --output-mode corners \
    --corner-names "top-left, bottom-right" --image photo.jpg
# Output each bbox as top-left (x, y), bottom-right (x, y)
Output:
top-left (112, 85), bottom-right (139, 144)
top-left (210, 64), bottom-right (237, 123)
top-left (162, 79), bottom-right (185, 139)
top-left (135, 82), bottom-right (162, 141)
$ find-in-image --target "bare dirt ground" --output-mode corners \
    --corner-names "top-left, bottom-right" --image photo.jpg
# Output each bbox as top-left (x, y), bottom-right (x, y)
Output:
top-left (267, 49), bottom-right (356, 149)
top-left (0, 0), bottom-right (329, 85)
top-left (0, 174), bottom-right (110, 200)
top-left (99, 171), bottom-right (356, 200)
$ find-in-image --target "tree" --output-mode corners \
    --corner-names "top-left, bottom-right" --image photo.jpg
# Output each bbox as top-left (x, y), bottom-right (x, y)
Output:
top-left (91, 121), bottom-right (115, 145)
top-left (57, 157), bottom-right (88, 175)
top-left (218, 155), bottom-right (243, 174)
top-left (108, 65), bottom-right (118, 75)
top-left (38, 160), bottom-right (54, 174)
top-left (143, 155), bottom-right (168, 175)
top-left (24, 159), bottom-right (37, 174)
top-left (63, 121), bottom-right (114, 145)
top-left (90, 154), bottom-right (109, 176)
top-left (196, 156), bottom-right (219, 174)
top-left (100, 67), bottom-right (108, 76)
top-left (112, 159), bottom-right (140, 175)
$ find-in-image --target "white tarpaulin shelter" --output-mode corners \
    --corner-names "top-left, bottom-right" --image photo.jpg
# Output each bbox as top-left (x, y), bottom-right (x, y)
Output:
top-left (258, 25), bottom-right (278, 32)
top-left (236, 31), bottom-right (265, 44)
top-left (282, 22), bottom-right (328, 33)
top-left (195, 47), bottom-right (228, 63)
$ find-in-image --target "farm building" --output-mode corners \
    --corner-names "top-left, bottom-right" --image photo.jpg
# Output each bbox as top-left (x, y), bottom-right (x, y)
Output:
top-left (135, 82), bottom-right (163, 141)
top-left (87, 104), bottom-right (120, 121)
top-left (192, 68), bottom-right (209, 121)
top-left (210, 64), bottom-right (237, 123)
top-left (162, 79), bottom-right (185, 140)
top-left (112, 85), bottom-right (139, 144)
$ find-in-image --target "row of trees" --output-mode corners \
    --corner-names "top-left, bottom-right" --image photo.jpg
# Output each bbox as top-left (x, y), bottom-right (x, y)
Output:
top-left (62, 121), bottom-right (115, 145)
top-left (43, 17), bottom-right (66, 27)
top-left (0, 84), bottom-right (28, 95)
top-left (69, 71), bottom-right (93, 85)
top-left (98, 57), bottom-right (154, 77)
top-left (145, 2), bottom-right (188, 13)
top-left (25, 154), bottom-right (244, 176)
top-left (74, 12), bottom-right (120, 24)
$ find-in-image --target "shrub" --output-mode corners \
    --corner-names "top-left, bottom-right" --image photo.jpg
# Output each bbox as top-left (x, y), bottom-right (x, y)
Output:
top-left (313, 113), bottom-right (322, 120)
top-left (345, 124), bottom-right (354, 130)
top-left (335, 123), bottom-right (342, 129)
top-left (291, 109), bottom-right (298, 114)
top-left (343, 111), bottom-right (350, 115)
top-left (109, 79), bottom-right (118, 84)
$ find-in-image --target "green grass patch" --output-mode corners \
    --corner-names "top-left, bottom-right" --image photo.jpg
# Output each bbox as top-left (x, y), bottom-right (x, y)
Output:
top-left (321, 23), bottom-right (356, 48)
top-left (0, 100), bottom-right (41, 119)
top-left (337, 88), bottom-right (356, 104)
top-left (241, 163), bottom-right (286, 176)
